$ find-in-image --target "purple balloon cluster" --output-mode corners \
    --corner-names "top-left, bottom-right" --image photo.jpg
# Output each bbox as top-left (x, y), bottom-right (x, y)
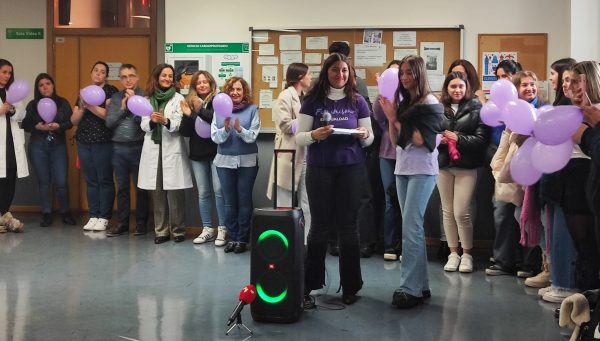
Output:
top-left (481, 79), bottom-right (583, 186)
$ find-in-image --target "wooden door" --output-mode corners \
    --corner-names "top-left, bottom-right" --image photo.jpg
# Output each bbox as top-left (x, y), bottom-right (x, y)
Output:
top-left (53, 35), bottom-right (151, 211)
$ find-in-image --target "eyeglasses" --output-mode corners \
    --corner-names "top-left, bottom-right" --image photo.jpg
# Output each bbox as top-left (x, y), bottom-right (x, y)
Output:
top-left (119, 74), bottom-right (138, 80)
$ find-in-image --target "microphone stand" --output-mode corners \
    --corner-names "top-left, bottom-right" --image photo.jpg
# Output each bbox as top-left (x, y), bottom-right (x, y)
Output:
top-left (225, 310), bottom-right (253, 338)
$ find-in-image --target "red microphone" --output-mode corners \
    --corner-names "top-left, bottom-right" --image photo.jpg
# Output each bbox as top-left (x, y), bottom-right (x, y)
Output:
top-left (227, 284), bottom-right (257, 326)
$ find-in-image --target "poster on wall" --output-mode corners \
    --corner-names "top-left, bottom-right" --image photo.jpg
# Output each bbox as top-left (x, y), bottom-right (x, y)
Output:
top-left (481, 51), bottom-right (518, 93)
top-left (164, 43), bottom-right (251, 93)
top-left (420, 42), bottom-right (444, 75)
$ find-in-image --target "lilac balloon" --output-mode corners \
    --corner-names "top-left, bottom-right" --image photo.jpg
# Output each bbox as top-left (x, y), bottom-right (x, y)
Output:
top-left (127, 95), bottom-right (153, 117)
top-left (378, 68), bottom-right (399, 101)
top-left (290, 119), bottom-right (298, 134)
top-left (531, 139), bottom-right (574, 173)
top-left (213, 93), bottom-right (233, 118)
top-left (194, 117), bottom-right (211, 138)
top-left (5, 80), bottom-right (30, 104)
top-left (80, 85), bottom-right (106, 106)
top-left (490, 79), bottom-right (518, 109)
top-left (502, 99), bottom-right (537, 135)
top-left (480, 100), bottom-right (504, 127)
top-left (533, 105), bottom-right (583, 145)
top-left (509, 137), bottom-right (542, 186)
top-left (37, 98), bottom-right (57, 123)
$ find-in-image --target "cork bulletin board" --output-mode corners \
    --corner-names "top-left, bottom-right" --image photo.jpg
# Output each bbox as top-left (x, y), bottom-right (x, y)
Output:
top-left (251, 26), bottom-right (463, 130)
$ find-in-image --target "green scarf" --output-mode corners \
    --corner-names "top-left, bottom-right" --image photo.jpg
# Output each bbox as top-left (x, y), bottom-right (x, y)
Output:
top-left (149, 87), bottom-right (176, 144)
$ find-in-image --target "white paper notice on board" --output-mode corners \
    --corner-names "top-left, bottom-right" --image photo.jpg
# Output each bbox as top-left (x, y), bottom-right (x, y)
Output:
top-left (259, 89), bottom-right (273, 109)
top-left (279, 35), bottom-right (301, 50)
top-left (428, 74), bottom-right (445, 92)
top-left (393, 31), bottom-right (417, 47)
top-left (306, 36), bottom-right (328, 50)
top-left (355, 69), bottom-right (366, 79)
top-left (304, 53), bottom-right (322, 64)
top-left (394, 48), bottom-right (418, 61)
top-left (258, 44), bottom-right (275, 56)
top-left (280, 51), bottom-right (302, 64)
top-left (308, 65), bottom-right (321, 75)
top-left (257, 56), bottom-right (279, 64)
top-left (367, 86), bottom-right (379, 101)
top-left (252, 31), bottom-right (269, 43)
top-left (262, 65), bottom-right (278, 84)
top-left (354, 44), bottom-right (386, 67)
top-left (420, 42), bottom-right (444, 75)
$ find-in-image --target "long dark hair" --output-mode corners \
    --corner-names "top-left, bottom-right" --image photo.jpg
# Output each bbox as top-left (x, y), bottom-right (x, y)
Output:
top-left (33, 73), bottom-right (59, 104)
top-left (145, 63), bottom-right (177, 97)
top-left (551, 58), bottom-right (576, 105)
top-left (440, 72), bottom-right (471, 109)
top-left (448, 59), bottom-right (480, 92)
top-left (0, 59), bottom-right (15, 89)
top-left (396, 55), bottom-right (431, 107)
top-left (495, 59), bottom-right (522, 77)
top-left (307, 53), bottom-right (356, 105)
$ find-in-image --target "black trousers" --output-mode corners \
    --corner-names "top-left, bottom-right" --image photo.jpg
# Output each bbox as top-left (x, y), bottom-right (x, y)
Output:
top-left (0, 168), bottom-right (17, 215)
top-left (305, 163), bottom-right (365, 295)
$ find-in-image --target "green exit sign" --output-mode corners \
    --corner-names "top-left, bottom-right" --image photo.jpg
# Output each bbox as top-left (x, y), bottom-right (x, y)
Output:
top-left (6, 28), bottom-right (44, 40)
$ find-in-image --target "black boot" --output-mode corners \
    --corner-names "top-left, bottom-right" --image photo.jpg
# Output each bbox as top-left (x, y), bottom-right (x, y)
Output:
top-left (62, 212), bottom-right (76, 225)
top-left (40, 213), bottom-right (53, 227)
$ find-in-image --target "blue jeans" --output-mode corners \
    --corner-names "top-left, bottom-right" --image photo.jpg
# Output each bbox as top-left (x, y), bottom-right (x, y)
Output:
top-left (547, 204), bottom-right (577, 289)
top-left (396, 174), bottom-right (436, 297)
top-left (77, 142), bottom-right (114, 219)
top-left (29, 139), bottom-right (69, 213)
top-left (112, 142), bottom-right (149, 227)
top-left (380, 158), bottom-right (400, 250)
top-left (191, 159), bottom-right (225, 227)
top-left (216, 166), bottom-right (258, 243)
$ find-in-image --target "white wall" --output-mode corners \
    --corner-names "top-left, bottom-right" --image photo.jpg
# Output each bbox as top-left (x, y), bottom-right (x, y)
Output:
top-left (0, 0), bottom-right (47, 100)
top-left (570, 0), bottom-right (600, 60)
top-left (166, 0), bottom-right (572, 76)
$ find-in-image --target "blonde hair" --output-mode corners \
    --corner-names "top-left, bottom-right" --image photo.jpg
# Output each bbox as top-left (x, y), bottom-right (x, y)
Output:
top-left (572, 61), bottom-right (600, 104)
top-left (511, 71), bottom-right (538, 88)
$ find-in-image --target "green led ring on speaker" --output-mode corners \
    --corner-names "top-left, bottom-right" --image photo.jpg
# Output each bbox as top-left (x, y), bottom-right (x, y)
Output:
top-left (256, 283), bottom-right (288, 304)
top-left (257, 229), bottom-right (289, 249)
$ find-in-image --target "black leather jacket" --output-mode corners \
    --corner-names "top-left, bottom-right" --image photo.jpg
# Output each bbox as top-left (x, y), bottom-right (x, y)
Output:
top-left (438, 98), bottom-right (490, 169)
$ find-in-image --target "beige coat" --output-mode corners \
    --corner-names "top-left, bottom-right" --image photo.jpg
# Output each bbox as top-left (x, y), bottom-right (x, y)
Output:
top-left (0, 99), bottom-right (28, 178)
top-left (490, 129), bottom-right (524, 206)
top-left (266, 87), bottom-right (305, 199)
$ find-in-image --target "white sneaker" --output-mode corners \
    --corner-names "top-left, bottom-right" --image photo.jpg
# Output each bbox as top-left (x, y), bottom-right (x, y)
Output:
top-left (83, 218), bottom-right (98, 231)
top-left (537, 286), bottom-right (552, 298)
top-left (214, 226), bottom-right (227, 247)
top-left (444, 253), bottom-right (461, 272)
top-left (459, 254), bottom-right (473, 273)
top-left (542, 288), bottom-right (578, 303)
top-left (193, 227), bottom-right (216, 244)
top-left (94, 218), bottom-right (109, 231)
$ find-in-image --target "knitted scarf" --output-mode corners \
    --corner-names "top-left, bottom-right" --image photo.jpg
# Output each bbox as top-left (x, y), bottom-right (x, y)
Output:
top-left (519, 185), bottom-right (542, 247)
top-left (149, 87), bottom-right (176, 144)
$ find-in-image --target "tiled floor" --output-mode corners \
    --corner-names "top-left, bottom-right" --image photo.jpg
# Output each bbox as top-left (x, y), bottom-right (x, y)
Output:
top-left (0, 213), bottom-right (570, 340)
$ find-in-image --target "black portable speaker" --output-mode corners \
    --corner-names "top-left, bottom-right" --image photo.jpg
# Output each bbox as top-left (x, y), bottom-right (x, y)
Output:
top-left (250, 149), bottom-right (304, 323)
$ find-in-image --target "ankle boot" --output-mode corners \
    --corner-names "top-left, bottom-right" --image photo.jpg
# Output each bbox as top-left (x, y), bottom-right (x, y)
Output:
top-left (524, 261), bottom-right (551, 288)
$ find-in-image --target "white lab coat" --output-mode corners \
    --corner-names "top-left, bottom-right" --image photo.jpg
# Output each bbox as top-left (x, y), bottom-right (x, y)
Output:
top-left (137, 92), bottom-right (193, 190)
top-left (0, 99), bottom-right (28, 178)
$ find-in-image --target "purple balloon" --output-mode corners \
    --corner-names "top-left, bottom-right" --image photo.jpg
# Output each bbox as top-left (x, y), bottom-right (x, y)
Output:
top-left (533, 105), bottom-right (583, 145)
top-left (480, 100), bottom-right (504, 127)
top-left (213, 93), bottom-right (233, 118)
top-left (6, 80), bottom-right (30, 104)
top-left (80, 85), bottom-right (106, 106)
top-left (509, 137), bottom-right (542, 186)
top-left (502, 99), bottom-right (537, 135)
top-left (194, 117), bottom-right (211, 138)
top-left (378, 68), bottom-right (399, 101)
top-left (37, 98), bottom-right (57, 123)
top-left (127, 95), bottom-right (153, 117)
top-left (490, 79), bottom-right (518, 109)
top-left (290, 119), bottom-right (298, 134)
top-left (531, 139), bottom-right (573, 173)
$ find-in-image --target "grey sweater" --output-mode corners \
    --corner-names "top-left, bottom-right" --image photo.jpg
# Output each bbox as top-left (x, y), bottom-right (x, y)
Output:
top-left (106, 87), bottom-right (145, 143)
